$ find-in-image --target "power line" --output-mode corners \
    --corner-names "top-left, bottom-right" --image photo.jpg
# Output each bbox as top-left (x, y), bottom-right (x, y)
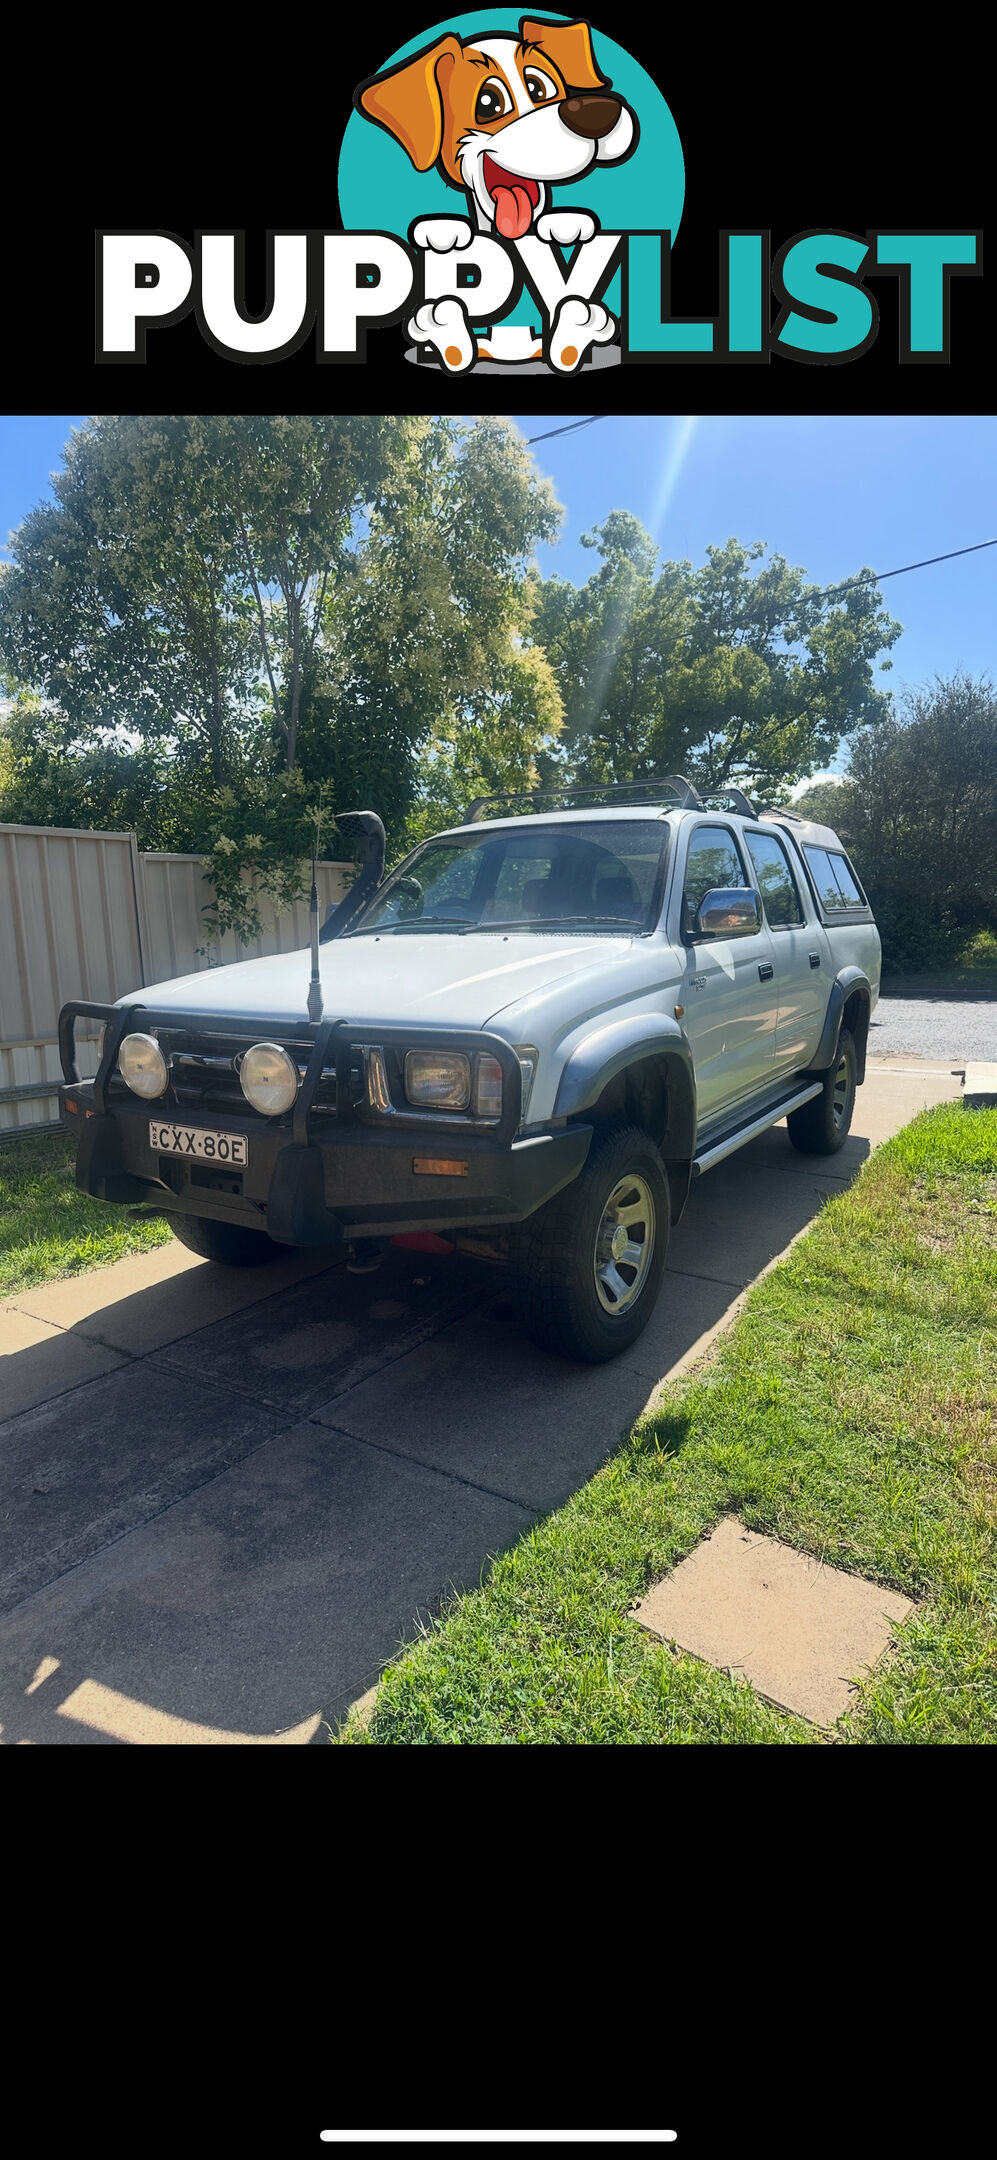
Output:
top-left (524, 416), bottom-right (604, 444)
top-left (816, 538), bottom-right (997, 604)
top-left (520, 415), bottom-right (994, 610)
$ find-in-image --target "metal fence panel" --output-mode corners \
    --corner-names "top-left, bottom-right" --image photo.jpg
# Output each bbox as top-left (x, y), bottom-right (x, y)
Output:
top-left (135, 855), bottom-right (350, 983)
top-left (0, 826), bottom-right (352, 1132)
top-left (0, 825), bottom-right (143, 1047)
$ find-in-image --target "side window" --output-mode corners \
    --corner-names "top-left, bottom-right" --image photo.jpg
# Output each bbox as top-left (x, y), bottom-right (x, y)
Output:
top-left (803, 846), bottom-right (846, 910)
top-left (683, 827), bottom-right (747, 932)
top-left (743, 831), bottom-right (805, 927)
top-left (830, 852), bottom-right (866, 906)
top-left (803, 846), bottom-right (866, 911)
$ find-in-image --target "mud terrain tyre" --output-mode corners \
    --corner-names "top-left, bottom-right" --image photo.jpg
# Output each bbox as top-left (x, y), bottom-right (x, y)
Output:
top-left (514, 1122), bottom-right (669, 1362)
top-left (787, 1026), bottom-right (857, 1154)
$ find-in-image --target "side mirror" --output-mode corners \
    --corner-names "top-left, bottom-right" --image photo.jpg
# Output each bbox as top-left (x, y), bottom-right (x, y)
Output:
top-left (694, 887), bottom-right (762, 937)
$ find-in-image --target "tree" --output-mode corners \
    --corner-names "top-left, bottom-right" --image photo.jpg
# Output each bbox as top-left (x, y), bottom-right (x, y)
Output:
top-left (0, 414), bottom-right (417, 785)
top-left (532, 511), bottom-right (694, 786)
top-left (535, 522), bottom-right (902, 794)
top-left (0, 415), bottom-right (563, 924)
top-left (793, 674), bottom-right (997, 969)
top-left (289, 417), bottom-right (563, 847)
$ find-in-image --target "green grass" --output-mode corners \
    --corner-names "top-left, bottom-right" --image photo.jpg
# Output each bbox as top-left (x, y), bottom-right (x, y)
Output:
top-left (0, 1127), bottom-right (173, 1300)
top-left (335, 1102), bottom-right (997, 1745)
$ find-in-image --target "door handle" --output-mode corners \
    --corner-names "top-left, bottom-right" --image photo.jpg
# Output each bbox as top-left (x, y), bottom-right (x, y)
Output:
top-left (809, 952), bottom-right (821, 968)
top-left (758, 962), bottom-right (774, 981)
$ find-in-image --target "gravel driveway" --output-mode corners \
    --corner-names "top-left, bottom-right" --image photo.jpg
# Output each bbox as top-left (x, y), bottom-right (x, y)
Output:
top-left (870, 989), bottom-right (997, 1063)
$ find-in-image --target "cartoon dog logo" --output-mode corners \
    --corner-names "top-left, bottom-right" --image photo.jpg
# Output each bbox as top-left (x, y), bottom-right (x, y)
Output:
top-left (355, 15), bottom-right (638, 369)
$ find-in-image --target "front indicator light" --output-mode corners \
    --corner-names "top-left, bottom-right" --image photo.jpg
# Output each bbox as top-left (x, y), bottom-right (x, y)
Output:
top-left (404, 1051), bottom-right (471, 1109)
top-left (474, 1055), bottom-right (504, 1120)
top-left (239, 1041), bottom-right (300, 1116)
top-left (118, 1031), bottom-right (169, 1099)
top-left (515, 1046), bottom-right (538, 1121)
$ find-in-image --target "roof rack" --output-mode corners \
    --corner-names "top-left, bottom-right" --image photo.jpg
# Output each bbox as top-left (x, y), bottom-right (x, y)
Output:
top-left (698, 787), bottom-right (760, 820)
top-left (463, 775), bottom-right (705, 823)
top-left (759, 805), bottom-right (806, 823)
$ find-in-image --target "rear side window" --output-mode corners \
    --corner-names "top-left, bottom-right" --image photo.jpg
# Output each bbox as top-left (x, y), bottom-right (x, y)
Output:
top-left (803, 846), bottom-right (867, 910)
top-left (743, 831), bottom-right (805, 926)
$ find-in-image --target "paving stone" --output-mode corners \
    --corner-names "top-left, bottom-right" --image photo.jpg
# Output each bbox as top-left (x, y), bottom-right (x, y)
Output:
top-left (0, 1308), bottom-right (125, 1419)
top-left (667, 1164), bottom-right (844, 1288)
top-left (10, 1240), bottom-right (341, 1354)
top-left (963, 1061), bottom-right (997, 1108)
top-left (152, 1247), bottom-right (497, 1416)
top-left (0, 1422), bottom-right (530, 1743)
top-left (0, 1363), bottom-right (281, 1614)
top-left (315, 1272), bottom-right (740, 1511)
top-left (632, 1515), bottom-right (914, 1726)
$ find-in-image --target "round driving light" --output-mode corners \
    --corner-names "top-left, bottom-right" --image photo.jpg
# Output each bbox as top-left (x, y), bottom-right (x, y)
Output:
top-left (118, 1031), bottom-right (168, 1099)
top-left (239, 1042), bottom-right (300, 1116)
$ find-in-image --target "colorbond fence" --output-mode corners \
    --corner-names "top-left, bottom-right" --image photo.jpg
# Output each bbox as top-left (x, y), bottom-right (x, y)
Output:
top-left (0, 824), bottom-right (350, 1132)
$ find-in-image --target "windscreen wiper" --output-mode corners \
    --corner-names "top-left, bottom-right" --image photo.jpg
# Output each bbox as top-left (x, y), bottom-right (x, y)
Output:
top-left (476, 916), bottom-right (639, 932)
top-left (346, 915), bottom-right (475, 934)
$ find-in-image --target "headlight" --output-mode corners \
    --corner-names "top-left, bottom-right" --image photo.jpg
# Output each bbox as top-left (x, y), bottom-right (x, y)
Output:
top-left (239, 1042), bottom-right (300, 1116)
top-left (404, 1050), bottom-right (471, 1109)
top-left (118, 1031), bottom-right (169, 1099)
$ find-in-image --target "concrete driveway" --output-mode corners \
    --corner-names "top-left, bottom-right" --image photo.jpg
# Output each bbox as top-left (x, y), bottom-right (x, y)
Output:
top-left (0, 1054), bottom-right (962, 1745)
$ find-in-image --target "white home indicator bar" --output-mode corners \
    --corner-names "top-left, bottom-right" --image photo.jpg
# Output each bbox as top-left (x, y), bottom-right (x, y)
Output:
top-left (320, 2137), bottom-right (678, 2146)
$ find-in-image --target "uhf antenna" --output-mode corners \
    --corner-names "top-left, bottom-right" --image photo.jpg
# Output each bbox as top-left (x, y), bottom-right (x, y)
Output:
top-left (307, 783), bottom-right (326, 1023)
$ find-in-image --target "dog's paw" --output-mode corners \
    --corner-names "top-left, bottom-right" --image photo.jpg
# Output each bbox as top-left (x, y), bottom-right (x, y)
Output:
top-left (534, 210), bottom-right (597, 248)
top-left (549, 296), bottom-right (617, 373)
top-left (407, 297), bottom-right (475, 372)
top-left (411, 216), bottom-right (473, 253)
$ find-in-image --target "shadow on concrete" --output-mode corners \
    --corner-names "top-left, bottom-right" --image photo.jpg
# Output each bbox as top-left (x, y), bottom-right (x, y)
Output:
top-left (0, 1121), bottom-right (877, 1743)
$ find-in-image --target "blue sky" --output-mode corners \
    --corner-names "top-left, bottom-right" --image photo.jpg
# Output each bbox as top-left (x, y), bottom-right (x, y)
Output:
top-left (2, 413), bottom-right (994, 774)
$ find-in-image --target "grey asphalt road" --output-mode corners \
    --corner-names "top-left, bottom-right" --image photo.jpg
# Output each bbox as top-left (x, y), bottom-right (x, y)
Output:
top-left (869, 993), bottom-right (997, 1063)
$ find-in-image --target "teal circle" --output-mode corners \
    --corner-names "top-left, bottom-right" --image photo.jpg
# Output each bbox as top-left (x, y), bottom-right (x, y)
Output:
top-left (339, 12), bottom-right (684, 240)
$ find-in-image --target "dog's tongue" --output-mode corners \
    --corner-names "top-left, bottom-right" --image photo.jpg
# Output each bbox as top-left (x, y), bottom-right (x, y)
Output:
top-left (493, 183), bottom-right (534, 240)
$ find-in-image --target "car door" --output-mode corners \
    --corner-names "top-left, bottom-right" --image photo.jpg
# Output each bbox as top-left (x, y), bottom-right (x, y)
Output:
top-left (741, 826), bottom-right (828, 1072)
top-left (676, 821), bottom-right (779, 1125)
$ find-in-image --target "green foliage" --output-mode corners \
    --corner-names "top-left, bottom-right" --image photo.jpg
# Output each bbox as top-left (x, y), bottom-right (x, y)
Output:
top-left (297, 417), bottom-right (563, 849)
top-left (199, 769), bottom-right (320, 944)
top-left (0, 414), bottom-right (418, 779)
top-left (0, 416), bottom-right (563, 886)
top-left (534, 523), bottom-right (901, 794)
top-left (0, 692), bottom-right (212, 848)
top-left (794, 674), bottom-right (997, 972)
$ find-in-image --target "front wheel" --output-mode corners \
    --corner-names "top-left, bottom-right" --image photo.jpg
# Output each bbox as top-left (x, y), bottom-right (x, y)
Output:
top-left (168, 1213), bottom-right (286, 1265)
top-left (787, 1026), bottom-right (857, 1154)
top-left (513, 1122), bottom-right (669, 1362)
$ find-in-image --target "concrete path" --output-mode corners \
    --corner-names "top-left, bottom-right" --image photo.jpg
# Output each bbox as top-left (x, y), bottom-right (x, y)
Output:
top-left (0, 1055), bottom-right (962, 1745)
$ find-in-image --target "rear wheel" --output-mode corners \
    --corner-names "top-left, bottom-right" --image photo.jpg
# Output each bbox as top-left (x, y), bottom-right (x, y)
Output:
top-left (168, 1213), bottom-right (286, 1265)
top-left (786, 1026), bottom-right (857, 1154)
top-left (513, 1122), bottom-right (669, 1362)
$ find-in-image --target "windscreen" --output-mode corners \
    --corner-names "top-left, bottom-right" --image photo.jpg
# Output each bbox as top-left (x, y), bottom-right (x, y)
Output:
top-left (347, 820), bottom-right (670, 935)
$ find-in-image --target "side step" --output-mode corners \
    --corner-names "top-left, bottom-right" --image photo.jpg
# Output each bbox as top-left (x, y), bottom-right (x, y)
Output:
top-left (691, 1082), bottom-right (823, 1177)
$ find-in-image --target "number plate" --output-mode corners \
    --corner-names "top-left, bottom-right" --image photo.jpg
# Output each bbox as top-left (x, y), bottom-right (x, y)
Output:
top-left (150, 1120), bottom-right (249, 1166)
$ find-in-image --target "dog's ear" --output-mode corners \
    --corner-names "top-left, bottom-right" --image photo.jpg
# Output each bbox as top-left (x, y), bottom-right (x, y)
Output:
top-left (519, 16), bottom-right (606, 91)
top-left (356, 36), bottom-right (463, 171)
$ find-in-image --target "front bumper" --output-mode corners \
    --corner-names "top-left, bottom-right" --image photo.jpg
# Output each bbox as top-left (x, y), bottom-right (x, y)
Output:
top-left (59, 1001), bottom-right (591, 1246)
